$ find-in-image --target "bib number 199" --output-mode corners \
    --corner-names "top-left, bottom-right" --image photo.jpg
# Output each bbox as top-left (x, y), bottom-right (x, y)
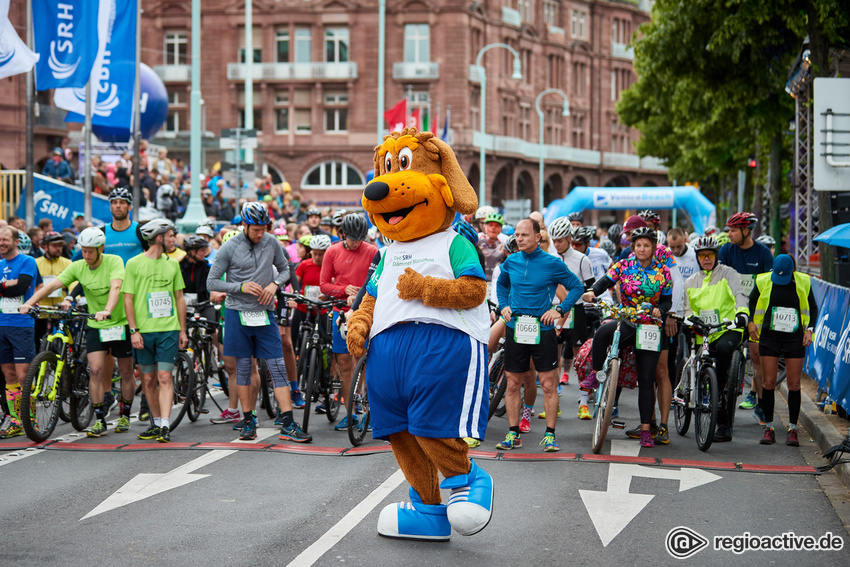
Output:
top-left (637, 324), bottom-right (661, 352)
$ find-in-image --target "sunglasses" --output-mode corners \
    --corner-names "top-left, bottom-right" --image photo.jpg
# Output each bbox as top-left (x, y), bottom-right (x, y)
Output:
top-left (697, 252), bottom-right (716, 260)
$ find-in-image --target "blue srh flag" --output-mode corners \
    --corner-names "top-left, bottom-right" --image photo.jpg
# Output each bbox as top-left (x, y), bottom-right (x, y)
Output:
top-left (54, 0), bottom-right (136, 130)
top-left (32, 0), bottom-right (99, 90)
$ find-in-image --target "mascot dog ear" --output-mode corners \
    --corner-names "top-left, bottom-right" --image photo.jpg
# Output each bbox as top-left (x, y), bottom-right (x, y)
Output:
top-left (429, 137), bottom-right (478, 215)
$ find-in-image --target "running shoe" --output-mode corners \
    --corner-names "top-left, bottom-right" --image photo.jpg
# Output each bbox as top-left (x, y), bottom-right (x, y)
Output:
top-left (577, 404), bottom-right (591, 420)
top-left (496, 431), bottom-right (522, 450)
top-left (290, 389), bottom-right (306, 409)
top-left (211, 408), bottom-right (241, 424)
top-left (115, 416), bottom-right (131, 433)
top-left (579, 375), bottom-right (599, 391)
top-left (611, 404), bottom-right (618, 418)
top-left (626, 423), bottom-right (658, 439)
top-left (138, 410), bottom-right (151, 423)
top-left (334, 415), bottom-right (355, 431)
top-left (537, 405), bottom-right (561, 419)
top-left (464, 437), bottom-right (480, 448)
top-left (654, 426), bottom-right (670, 445)
top-left (137, 425), bottom-right (160, 440)
top-left (739, 391), bottom-right (757, 409)
top-left (279, 422), bottom-right (312, 443)
top-left (713, 424), bottom-right (732, 443)
top-left (560, 371), bottom-right (569, 385)
top-left (519, 416), bottom-right (531, 433)
top-left (240, 417), bottom-right (258, 440)
top-left (274, 410), bottom-right (284, 426)
top-left (87, 421), bottom-right (107, 438)
top-left (103, 391), bottom-right (118, 417)
top-left (753, 406), bottom-right (766, 425)
top-left (760, 427), bottom-right (776, 445)
top-left (157, 426), bottom-right (170, 443)
top-left (786, 428), bottom-right (799, 447)
top-left (539, 433), bottom-right (559, 452)
top-left (314, 403), bottom-right (326, 414)
top-left (0, 418), bottom-right (23, 439)
top-left (640, 429), bottom-right (655, 447)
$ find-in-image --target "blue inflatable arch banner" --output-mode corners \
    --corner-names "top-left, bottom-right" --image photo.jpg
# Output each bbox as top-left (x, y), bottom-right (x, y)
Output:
top-left (544, 186), bottom-right (717, 235)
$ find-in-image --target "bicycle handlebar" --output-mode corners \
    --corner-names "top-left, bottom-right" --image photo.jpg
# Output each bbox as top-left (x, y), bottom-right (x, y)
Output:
top-left (594, 299), bottom-right (663, 325)
top-left (26, 305), bottom-right (101, 320)
top-left (279, 292), bottom-right (348, 310)
top-left (668, 313), bottom-right (738, 334)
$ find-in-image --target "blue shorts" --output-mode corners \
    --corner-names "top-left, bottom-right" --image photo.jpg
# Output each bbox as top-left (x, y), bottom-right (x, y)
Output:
top-left (0, 326), bottom-right (36, 365)
top-left (332, 311), bottom-right (348, 354)
top-left (223, 308), bottom-right (283, 359)
top-left (366, 323), bottom-right (489, 441)
top-left (134, 330), bottom-right (179, 373)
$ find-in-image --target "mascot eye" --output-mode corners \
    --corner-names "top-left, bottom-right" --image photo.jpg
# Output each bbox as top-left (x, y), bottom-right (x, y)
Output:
top-left (383, 152), bottom-right (393, 173)
top-left (399, 147), bottom-right (413, 170)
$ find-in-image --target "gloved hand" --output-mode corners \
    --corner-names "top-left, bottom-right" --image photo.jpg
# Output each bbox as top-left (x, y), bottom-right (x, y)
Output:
top-left (735, 313), bottom-right (749, 329)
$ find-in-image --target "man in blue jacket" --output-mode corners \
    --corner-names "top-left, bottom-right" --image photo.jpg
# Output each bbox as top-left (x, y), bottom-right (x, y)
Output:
top-left (495, 218), bottom-right (584, 452)
top-left (41, 148), bottom-right (73, 183)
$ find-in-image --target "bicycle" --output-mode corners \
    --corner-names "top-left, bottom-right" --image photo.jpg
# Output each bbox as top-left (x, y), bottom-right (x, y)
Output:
top-left (20, 306), bottom-right (98, 442)
top-left (347, 352), bottom-right (371, 446)
top-left (590, 301), bottom-right (660, 454)
top-left (671, 314), bottom-right (739, 451)
top-left (185, 301), bottom-right (227, 422)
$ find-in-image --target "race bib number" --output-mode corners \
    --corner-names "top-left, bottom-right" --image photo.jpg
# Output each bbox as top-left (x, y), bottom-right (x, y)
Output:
top-left (184, 293), bottom-right (198, 314)
top-left (739, 274), bottom-right (755, 295)
top-left (770, 307), bottom-right (798, 333)
top-left (239, 310), bottom-right (270, 327)
top-left (636, 324), bottom-right (661, 352)
top-left (146, 292), bottom-right (174, 319)
top-left (43, 275), bottom-right (63, 298)
top-left (699, 309), bottom-right (720, 326)
top-left (564, 308), bottom-right (575, 330)
top-left (99, 326), bottom-right (126, 342)
top-left (0, 296), bottom-right (22, 314)
top-left (515, 316), bottom-right (540, 345)
top-left (304, 285), bottom-right (321, 302)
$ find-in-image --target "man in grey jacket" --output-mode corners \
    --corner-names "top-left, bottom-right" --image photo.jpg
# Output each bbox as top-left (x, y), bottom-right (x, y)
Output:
top-left (207, 202), bottom-right (311, 442)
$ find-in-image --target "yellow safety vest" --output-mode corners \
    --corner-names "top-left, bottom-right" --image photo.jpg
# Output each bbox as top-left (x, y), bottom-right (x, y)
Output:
top-left (752, 272), bottom-right (811, 334)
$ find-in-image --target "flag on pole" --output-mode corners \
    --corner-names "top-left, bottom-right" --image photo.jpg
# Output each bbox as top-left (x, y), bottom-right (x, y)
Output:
top-left (408, 108), bottom-right (421, 130)
top-left (0, 0), bottom-right (39, 80)
top-left (384, 99), bottom-right (407, 132)
top-left (32, 0), bottom-right (99, 89)
top-left (440, 107), bottom-right (451, 142)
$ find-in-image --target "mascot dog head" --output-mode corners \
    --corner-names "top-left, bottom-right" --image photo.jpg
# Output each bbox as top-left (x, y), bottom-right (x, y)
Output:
top-left (362, 127), bottom-right (477, 243)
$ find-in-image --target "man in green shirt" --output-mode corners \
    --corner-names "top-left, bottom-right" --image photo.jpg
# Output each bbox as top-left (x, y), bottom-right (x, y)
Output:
top-left (123, 219), bottom-right (188, 443)
top-left (21, 228), bottom-right (136, 436)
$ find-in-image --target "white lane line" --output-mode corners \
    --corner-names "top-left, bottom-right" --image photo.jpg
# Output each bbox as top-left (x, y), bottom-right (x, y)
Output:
top-left (286, 469), bottom-right (406, 567)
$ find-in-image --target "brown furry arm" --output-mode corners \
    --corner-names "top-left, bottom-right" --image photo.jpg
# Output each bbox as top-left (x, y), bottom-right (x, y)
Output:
top-left (346, 294), bottom-right (375, 358)
top-left (397, 267), bottom-right (486, 310)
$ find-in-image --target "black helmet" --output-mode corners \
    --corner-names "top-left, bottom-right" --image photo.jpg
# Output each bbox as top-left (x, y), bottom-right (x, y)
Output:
top-left (108, 187), bottom-right (133, 203)
top-left (608, 223), bottom-right (622, 243)
top-left (41, 231), bottom-right (65, 246)
top-left (504, 234), bottom-right (518, 254)
top-left (630, 226), bottom-right (658, 246)
top-left (241, 202), bottom-right (271, 225)
top-left (571, 226), bottom-right (594, 244)
top-left (341, 214), bottom-right (368, 241)
top-left (183, 234), bottom-right (210, 251)
top-left (306, 208), bottom-right (322, 218)
top-left (320, 216), bottom-right (333, 227)
top-left (568, 211), bottom-right (583, 222)
top-left (693, 236), bottom-right (720, 253)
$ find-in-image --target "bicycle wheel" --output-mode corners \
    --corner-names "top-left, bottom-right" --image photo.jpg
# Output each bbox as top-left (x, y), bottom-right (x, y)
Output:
top-left (296, 331), bottom-right (310, 392)
top-left (673, 356), bottom-right (692, 436)
top-left (347, 356), bottom-right (369, 446)
top-left (694, 365), bottom-right (718, 452)
top-left (187, 349), bottom-right (207, 422)
top-left (726, 350), bottom-right (744, 434)
top-left (326, 369), bottom-right (342, 423)
top-left (258, 360), bottom-right (278, 419)
top-left (169, 351), bottom-right (196, 431)
top-left (301, 348), bottom-right (319, 432)
top-left (487, 355), bottom-right (507, 419)
top-left (69, 357), bottom-right (93, 431)
top-left (21, 351), bottom-right (61, 442)
top-left (592, 359), bottom-right (619, 454)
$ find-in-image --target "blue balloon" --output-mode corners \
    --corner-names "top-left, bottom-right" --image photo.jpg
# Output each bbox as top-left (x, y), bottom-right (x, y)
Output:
top-left (92, 63), bottom-right (169, 143)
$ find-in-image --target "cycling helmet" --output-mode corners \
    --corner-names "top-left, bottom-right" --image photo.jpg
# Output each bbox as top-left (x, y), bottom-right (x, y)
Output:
top-left (332, 210), bottom-right (346, 227)
top-left (139, 219), bottom-right (175, 242)
top-left (501, 224), bottom-right (515, 236)
top-left (309, 234), bottom-right (332, 250)
top-left (341, 214), bottom-right (369, 241)
top-left (725, 212), bottom-right (758, 229)
top-left (571, 226), bottom-right (594, 244)
top-left (567, 211), bottom-right (583, 222)
top-left (41, 231), bottom-right (65, 246)
top-left (656, 230), bottom-right (666, 245)
top-left (183, 234), bottom-right (210, 251)
top-left (714, 232), bottom-right (730, 246)
top-left (78, 227), bottom-right (106, 248)
top-left (196, 225), bottom-right (215, 238)
top-left (504, 234), bottom-right (518, 254)
top-left (273, 226), bottom-right (289, 241)
top-left (607, 223), bottom-right (622, 243)
top-left (158, 183), bottom-right (175, 197)
top-left (483, 213), bottom-right (505, 226)
top-left (298, 235), bottom-right (313, 248)
top-left (306, 208), bottom-right (322, 218)
top-left (630, 226), bottom-right (658, 245)
top-left (108, 187), bottom-right (133, 203)
top-left (757, 235), bottom-right (776, 246)
top-left (548, 217), bottom-right (572, 239)
top-left (638, 210), bottom-right (661, 226)
top-left (474, 206), bottom-right (496, 220)
top-left (599, 239), bottom-right (617, 259)
top-left (241, 202), bottom-right (271, 225)
top-left (221, 230), bottom-right (240, 244)
top-left (703, 225), bottom-right (718, 236)
top-left (320, 216), bottom-right (333, 227)
top-left (17, 233), bottom-right (32, 254)
top-left (452, 219), bottom-right (479, 246)
top-left (693, 236), bottom-right (720, 253)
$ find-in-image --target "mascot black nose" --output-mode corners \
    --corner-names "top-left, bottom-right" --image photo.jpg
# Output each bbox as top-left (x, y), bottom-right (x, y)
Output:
top-left (364, 181), bottom-right (390, 201)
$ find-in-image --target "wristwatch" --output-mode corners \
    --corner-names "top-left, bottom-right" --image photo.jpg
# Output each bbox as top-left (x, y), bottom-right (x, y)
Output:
top-left (554, 305), bottom-right (566, 316)
top-left (806, 327), bottom-right (814, 333)
top-left (129, 328), bottom-right (139, 335)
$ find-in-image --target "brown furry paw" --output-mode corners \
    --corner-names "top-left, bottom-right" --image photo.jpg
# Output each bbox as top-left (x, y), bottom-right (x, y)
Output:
top-left (397, 267), bottom-right (426, 301)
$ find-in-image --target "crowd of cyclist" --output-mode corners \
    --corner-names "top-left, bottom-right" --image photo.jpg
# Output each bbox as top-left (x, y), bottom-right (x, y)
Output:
top-left (0, 188), bottom-right (812, 451)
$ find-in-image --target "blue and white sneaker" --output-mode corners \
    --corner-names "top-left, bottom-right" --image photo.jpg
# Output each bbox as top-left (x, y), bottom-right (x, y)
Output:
top-left (334, 415), bottom-right (356, 431)
top-left (290, 389), bottom-right (306, 409)
top-left (753, 405), bottom-right (767, 425)
top-left (441, 460), bottom-right (494, 536)
top-left (314, 403), bottom-right (326, 414)
top-left (377, 488), bottom-right (451, 541)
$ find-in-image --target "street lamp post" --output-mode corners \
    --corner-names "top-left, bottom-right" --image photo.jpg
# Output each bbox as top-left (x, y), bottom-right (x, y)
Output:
top-left (476, 43), bottom-right (522, 207)
top-left (535, 88), bottom-right (570, 212)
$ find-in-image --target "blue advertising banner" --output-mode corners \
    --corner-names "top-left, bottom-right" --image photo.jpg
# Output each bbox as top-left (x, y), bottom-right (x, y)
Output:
top-left (32, 0), bottom-right (99, 90)
top-left (16, 175), bottom-right (113, 230)
top-left (807, 279), bottom-right (849, 392)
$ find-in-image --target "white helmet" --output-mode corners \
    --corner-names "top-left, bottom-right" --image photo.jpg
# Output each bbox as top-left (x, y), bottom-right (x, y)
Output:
top-left (78, 227), bottom-right (106, 248)
top-left (548, 217), bottom-right (572, 239)
top-left (656, 230), bottom-right (666, 245)
top-left (474, 206), bottom-right (496, 220)
top-left (196, 226), bottom-right (215, 238)
top-left (309, 234), bottom-right (332, 250)
top-left (139, 218), bottom-right (175, 241)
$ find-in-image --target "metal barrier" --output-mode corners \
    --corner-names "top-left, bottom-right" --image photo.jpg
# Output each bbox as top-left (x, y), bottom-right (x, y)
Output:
top-left (0, 170), bottom-right (25, 221)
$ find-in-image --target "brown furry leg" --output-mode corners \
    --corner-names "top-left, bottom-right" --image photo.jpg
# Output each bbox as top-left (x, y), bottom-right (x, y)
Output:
top-left (388, 431), bottom-right (441, 505)
top-left (415, 436), bottom-right (471, 479)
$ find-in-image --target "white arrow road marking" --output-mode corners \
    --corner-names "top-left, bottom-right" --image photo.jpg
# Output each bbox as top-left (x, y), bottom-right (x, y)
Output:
top-left (580, 440), bottom-right (721, 546)
top-left (81, 428), bottom-right (278, 520)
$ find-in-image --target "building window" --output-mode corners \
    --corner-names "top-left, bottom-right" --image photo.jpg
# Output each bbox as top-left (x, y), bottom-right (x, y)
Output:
top-left (325, 27), bottom-right (349, 63)
top-left (519, 105), bottom-right (531, 141)
top-left (239, 108), bottom-right (262, 133)
top-left (302, 160), bottom-right (365, 189)
top-left (404, 24), bottom-right (430, 63)
top-left (295, 27), bottom-right (312, 63)
top-left (543, 0), bottom-right (559, 27)
top-left (239, 27), bottom-right (262, 63)
top-left (165, 112), bottom-right (180, 134)
top-left (612, 18), bottom-right (631, 44)
top-left (276, 28), bottom-right (290, 63)
top-left (164, 31), bottom-right (188, 65)
top-left (275, 91), bottom-right (289, 132)
top-left (572, 10), bottom-right (586, 39)
top-left (516, 0), bottom-right (531, 22)
top-left (324, 92), bottom-right (348, 133)
top-left (295, 109), bottom-right (311, 133)
top-left (572, 114), bottom-right (585, 148)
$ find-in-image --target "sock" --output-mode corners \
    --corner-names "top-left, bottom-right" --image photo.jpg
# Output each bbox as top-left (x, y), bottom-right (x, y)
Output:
top-left (521, 404), bottom-right (533, 420)
top-left (154, 417), bottom-right (162, 427)
top-left (93, 402), bottom-right (105, 422)
top-left (788, 423), bottom-right (797, 431)
top-left (761, 388), bottom-right (775, 423)
top-left (248, 410), bottom-right (257, 423)
top-left (121, 397), bottom-right (133, 418)
top-left (161, 417), bottom-right (170, 429)
top-left (509, 425), bottom-right (520, 434)
top-left (766, 421), bottom-right (774, 430)
top-left (660, 422), bottom-right (667, 431)
top-left (545, 427), bottom-right (555, 435)
top-left (788, 389), bottom-right (801, 425)
top-left (5, 382), bottom-right (21, 422)
top-left (281, 410), bottom-right (294, 428)
top-left (289, 380), bottom-right (299, 393)
top-left (579, 390), bottom-right (589, 405)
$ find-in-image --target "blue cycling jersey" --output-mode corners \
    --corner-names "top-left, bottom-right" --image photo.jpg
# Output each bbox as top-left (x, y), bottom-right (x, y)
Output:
top-left (718, 241), bottom-right (773, 275)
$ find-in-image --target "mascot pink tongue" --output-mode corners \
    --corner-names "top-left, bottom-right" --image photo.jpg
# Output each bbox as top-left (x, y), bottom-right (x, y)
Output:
top-left (346, 128), bottom-right (494, 542)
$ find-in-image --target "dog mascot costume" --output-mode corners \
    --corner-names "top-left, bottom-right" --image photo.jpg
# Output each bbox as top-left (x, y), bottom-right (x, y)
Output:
top-left (346, 128), bottom-right (493, 541)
